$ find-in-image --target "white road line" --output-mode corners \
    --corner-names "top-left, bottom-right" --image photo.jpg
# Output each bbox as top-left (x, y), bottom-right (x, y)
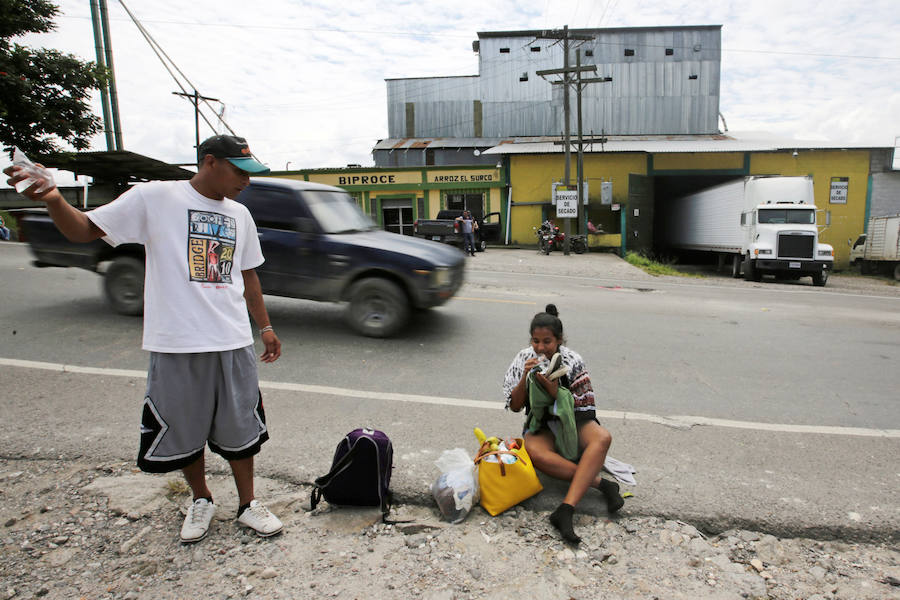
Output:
top-left (3, 357), bottom-right (898, 438)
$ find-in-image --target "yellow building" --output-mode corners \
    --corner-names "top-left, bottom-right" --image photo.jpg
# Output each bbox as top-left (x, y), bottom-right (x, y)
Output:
top-left (263, 165), bottom-right (505, 235)
top-left (486, 135), bottom-right (883, 269)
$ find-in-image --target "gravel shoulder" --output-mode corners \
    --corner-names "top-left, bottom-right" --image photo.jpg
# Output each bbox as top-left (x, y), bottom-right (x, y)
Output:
top-left (2, 458), bottom-right (899, 600)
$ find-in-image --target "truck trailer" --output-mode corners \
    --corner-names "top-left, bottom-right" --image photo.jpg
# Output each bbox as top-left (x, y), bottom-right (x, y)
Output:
top-left (657, 176), bottom-right (833, 286)
top-left (849, 214), bottom-right (900, 280)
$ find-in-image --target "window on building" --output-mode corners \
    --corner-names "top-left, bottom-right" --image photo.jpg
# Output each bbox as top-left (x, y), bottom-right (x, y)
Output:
top-left (445, 191), bottom-right (485, 215)
top-left (519, 72), bottom-right (528, 82)
top-left (688, 74), bottom-right (698, 80)
top-left (624, 48), bottom-right (635, 56)
top-left (665, 48), bottom-right (674, 56)
top-left (531, 46), bottom-right (541, 52)
top-left (585, 49), bottom-right (594, 57)
top-left (500, 47), bottom-right (510, 53)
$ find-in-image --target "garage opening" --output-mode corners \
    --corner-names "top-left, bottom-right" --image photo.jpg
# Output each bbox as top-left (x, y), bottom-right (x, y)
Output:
top-left (651, 174), bottom-right (744, 265)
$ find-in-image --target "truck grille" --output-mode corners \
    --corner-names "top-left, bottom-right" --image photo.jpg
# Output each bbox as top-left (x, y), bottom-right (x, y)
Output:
top-left (778, 233), bottom-right (814, 259)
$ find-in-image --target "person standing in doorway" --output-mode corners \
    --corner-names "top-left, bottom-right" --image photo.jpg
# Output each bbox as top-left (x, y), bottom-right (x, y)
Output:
top-left (455, 209), bottom-right (479, 256)
top-left (5, 135), bottom-right (285, 544)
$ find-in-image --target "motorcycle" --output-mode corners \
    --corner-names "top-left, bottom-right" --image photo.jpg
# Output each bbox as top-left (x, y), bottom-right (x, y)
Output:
top-left (535, 220), bottom-right (563, 254)
top-left (534, 220), bottom-right (588, 254)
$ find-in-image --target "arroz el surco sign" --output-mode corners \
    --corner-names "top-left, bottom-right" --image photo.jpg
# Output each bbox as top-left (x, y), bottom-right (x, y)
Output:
top-left (428, 171), bottom-right (498, 184)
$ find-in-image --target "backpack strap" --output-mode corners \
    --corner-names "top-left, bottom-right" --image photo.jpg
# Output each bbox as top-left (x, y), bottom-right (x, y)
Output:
top-left (309, 439), bottom-right (363, 511)
top-left (380, 490), bottom-right (413, 525)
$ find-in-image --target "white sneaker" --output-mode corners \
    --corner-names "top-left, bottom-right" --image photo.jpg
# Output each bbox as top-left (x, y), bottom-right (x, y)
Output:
top-left (237, 499), bottom-right (283, 537)
top-left (180, 498), bottom-right (216, 543)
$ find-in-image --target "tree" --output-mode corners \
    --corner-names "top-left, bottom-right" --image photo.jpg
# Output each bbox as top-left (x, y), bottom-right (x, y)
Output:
top-left (0, 0), bottom-right (107, 157)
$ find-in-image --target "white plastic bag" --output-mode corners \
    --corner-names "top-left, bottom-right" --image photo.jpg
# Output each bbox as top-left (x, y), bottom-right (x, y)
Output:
top-left (431, 448), bottom-right (479, 524)
top-left (12, 147), bottom-right (55, 194)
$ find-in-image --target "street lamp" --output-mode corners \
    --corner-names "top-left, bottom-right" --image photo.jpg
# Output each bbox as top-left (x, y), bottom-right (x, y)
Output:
top-left (285, 161), bottom-right (292, 171)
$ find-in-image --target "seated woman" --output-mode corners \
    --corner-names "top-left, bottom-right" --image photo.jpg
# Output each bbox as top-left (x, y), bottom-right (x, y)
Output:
top-left (502, 304), bottom-right (623, 544)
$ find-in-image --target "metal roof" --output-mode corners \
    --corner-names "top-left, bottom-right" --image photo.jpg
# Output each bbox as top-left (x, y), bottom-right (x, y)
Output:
top-left (373, 138), bottom-right (507, 151)
top-left (38, 150), bottom-right (195, 183)
top-left (480, 132), bottom-right (886, 155)
top-left (475, 25), bottom-right (722, 38)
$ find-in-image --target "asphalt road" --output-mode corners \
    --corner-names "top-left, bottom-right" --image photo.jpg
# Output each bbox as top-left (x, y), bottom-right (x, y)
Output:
top-left (0, 242), bottom-right (898, 543)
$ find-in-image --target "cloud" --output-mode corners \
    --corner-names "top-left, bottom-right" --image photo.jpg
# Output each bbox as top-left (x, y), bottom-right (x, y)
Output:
top-left (9, 0), bottom-right (899, 171)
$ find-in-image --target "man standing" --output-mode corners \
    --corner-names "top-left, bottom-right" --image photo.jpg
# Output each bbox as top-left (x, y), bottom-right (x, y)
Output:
top-left (5, 135), bottom-right (284, 543)
top-left (455, 210), bottom-right (479, 256)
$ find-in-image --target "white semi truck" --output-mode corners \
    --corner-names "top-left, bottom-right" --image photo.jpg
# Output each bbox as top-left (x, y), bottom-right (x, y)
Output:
top-left (849, 214), bottom-right (900, 280)
top-left (657, 176), bottom-right (834, 286)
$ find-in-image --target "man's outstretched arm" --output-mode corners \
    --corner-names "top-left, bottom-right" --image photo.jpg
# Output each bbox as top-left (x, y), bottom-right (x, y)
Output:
top-left (4, 165), bottom-right (105, 242)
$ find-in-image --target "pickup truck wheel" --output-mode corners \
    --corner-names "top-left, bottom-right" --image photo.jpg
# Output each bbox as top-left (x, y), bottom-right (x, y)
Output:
top-left (104, 256), bottom-right (144, 316)
top-left (346, 278), bottom-right (409, 338)
top-left (477, 238), bottom-right (486, 252)
top-left (811, 269), bottom-right (828, 287)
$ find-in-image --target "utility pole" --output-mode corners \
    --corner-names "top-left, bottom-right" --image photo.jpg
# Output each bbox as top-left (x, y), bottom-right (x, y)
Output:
top-left (536, 26), bottom-right (593, 254)
top-left (98, 0), bottom-right (123, 150)
top-left (574, 50), bottom-right (614, 236)
top-left (173, 90), bottom-right (220, 167)
top-left (90, 0), bottom-right (123, 150)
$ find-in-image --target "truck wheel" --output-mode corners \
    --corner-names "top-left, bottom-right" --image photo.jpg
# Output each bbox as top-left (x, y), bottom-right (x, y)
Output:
top-left (731, 254), bottom-right (742, 278)
top-left (477, 238), bottom-right (486, 252)
top-left (346, 278), bottom-right (409, 338)
top-left (104, 256), bottom-right (144, 316)
top-left (743, 255), bottom-right (760, 282)
top-left (812, 269), bottom-right (828, 287)
top-left (856, 260), bottom-right (868, 275)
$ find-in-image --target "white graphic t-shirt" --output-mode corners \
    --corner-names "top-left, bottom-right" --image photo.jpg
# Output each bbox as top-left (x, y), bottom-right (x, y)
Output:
top-left (88, 180), bottom-right (264, 353)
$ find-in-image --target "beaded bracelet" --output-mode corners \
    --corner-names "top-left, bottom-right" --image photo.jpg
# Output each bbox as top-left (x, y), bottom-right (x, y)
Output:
top-left (259, 325), bottom-right (274, 334)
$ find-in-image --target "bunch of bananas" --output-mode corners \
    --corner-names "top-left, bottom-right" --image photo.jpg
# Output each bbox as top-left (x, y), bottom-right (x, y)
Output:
top-left (474, 427), bottom-right (500, 452)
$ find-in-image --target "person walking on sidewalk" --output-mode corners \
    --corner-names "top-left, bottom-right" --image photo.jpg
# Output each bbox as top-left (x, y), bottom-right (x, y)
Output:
top-left (502, 304), bottom-right (624, 544)
top-left (5, 135), bottom-right (285, 544)
top-left (455, 210), bottom-right (479, 256)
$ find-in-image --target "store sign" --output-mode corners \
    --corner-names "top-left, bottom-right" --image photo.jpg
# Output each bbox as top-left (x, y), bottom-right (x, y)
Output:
top-left (428, 170), bottom-right (499, 184)
top-left (555, 189), bottom-right (578, 218)
top-left (311, 171), bottom-right (421, 187)
top-left (829, 177), bottom-right (848, 204)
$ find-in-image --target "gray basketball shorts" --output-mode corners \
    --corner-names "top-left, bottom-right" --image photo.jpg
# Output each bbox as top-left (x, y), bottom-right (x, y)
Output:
top-left (137, 345), bottom-right (269, 473)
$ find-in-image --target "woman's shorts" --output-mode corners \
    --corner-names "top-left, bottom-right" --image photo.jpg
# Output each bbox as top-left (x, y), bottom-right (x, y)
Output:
top-left (137, 345), bottom-right (269, 473)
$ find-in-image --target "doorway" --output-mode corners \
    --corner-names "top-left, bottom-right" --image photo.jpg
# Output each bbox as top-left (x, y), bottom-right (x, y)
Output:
top-left (381, 197), bottom-right (414, 236)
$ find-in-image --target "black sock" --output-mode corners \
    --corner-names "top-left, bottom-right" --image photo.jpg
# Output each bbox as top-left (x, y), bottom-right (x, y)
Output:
top-left (597, 479), bottom-right (625, 513)
top-left (549, 503), bottom-right (581, 544)
top-left (237, 502), bottom-right (251, 517)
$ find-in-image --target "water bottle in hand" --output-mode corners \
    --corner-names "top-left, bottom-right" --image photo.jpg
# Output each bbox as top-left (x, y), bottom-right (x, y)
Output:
top-left (12, 147), bottom-right (55, 194)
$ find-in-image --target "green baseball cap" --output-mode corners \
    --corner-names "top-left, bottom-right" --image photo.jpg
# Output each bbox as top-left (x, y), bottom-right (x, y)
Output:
top-left (198, 135), bottom-right (270, 174)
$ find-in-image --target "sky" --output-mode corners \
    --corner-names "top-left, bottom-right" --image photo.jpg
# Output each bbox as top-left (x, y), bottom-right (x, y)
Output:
top-left (12, 0), bottom-right (900, 173)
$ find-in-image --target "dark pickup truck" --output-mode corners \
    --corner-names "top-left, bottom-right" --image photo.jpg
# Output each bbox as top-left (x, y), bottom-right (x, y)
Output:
top-left (17, 178), bottom-right (466, 337)
top-left (412, 209), bottom-right (502, 252)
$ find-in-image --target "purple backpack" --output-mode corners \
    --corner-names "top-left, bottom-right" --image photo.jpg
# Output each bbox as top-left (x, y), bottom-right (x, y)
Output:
top-left (311, 428), bottom-right (394, 519)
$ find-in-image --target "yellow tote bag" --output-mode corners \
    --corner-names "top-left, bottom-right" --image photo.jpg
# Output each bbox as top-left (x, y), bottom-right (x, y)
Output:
top-left (474, 438), bottom-right (543, 516)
